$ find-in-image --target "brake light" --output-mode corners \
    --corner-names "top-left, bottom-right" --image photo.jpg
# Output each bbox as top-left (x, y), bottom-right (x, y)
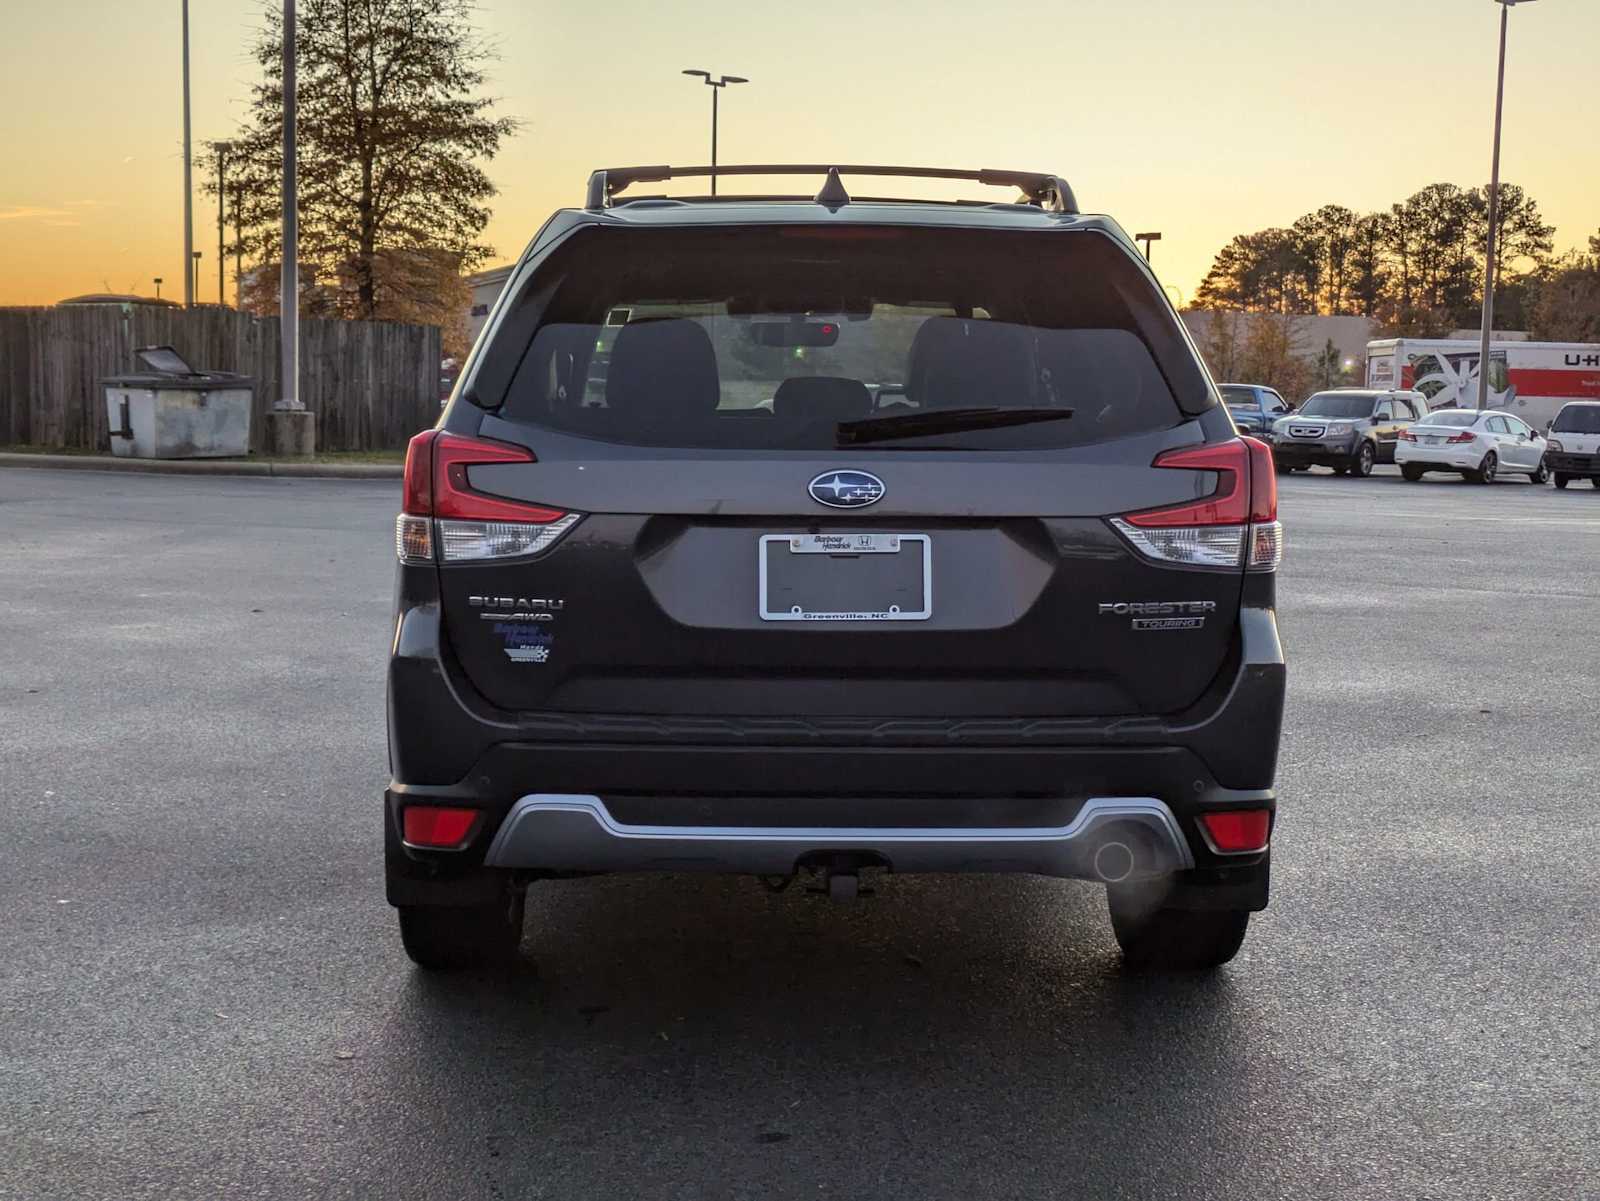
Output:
top-left (1199, 809), bottom-right (1272, 854)
top-left (1398, 429), bottom-right (1416, 442)
top-left (402, 429), bottom-right (438, 515)
top-left (432, 433), bottom-right (564, 522)
top-left (395, 430), bottom-right (582, 563)
top-left (1110, 437), bottom-right (1282, 571)
top-left (402, 805), bottom-right (479, 849)
top-left (1446, 430), bottom-right (1476, 444)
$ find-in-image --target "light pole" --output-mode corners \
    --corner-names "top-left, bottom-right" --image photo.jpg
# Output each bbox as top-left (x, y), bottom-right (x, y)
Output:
top-left (1135, 231), bottom-right (1162, 262)
top-left (264, 0), bottom-right (313, 454)
top-left (280, 0), bottom-right (300, 412)
top-left (154, 277), bottom-right (163, 300)
top-left (1476, 0), bottom-right (1536, 410)
top-left (181, 0), bottom-right (193, 308)
top-left (682, 70), bottom-right (747, 196)
top-left (192, 251), bottom-right (203, 304)
top-left (213, 141), bottom-right (233, 306)
top-left (232, 183), bottom-right (244, 308)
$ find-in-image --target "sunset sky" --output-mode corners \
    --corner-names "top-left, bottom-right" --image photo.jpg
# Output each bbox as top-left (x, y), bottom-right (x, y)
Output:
top-left (2, 0), bottom-right (1596, 308)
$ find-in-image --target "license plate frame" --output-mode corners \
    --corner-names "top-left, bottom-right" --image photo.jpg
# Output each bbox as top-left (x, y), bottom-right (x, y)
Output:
top-left (758, 533), bottom-right (932, 622)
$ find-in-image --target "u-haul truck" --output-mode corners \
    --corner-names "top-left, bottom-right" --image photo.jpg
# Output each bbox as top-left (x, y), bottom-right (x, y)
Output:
top-left (1366, 339), bottom-right (1600, 430)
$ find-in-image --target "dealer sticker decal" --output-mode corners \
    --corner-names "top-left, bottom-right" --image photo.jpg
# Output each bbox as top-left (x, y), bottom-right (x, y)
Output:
top-left (494, 624), bottom-right (555, 663)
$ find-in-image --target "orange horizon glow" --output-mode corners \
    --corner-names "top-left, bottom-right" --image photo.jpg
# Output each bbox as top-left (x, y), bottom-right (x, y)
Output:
top-left (2, 0), bottom-right (1596, 311)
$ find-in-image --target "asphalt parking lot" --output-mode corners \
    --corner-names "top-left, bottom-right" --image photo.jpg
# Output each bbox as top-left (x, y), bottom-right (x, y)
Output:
top-left (3, 464), bottom-right (1599, 1201)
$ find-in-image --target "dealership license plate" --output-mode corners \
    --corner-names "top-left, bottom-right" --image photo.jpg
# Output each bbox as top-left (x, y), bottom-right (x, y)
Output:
top-left (1422, 436), bottom-right (1446, 445)
top-left (758, 534), bottom-right (931, 621)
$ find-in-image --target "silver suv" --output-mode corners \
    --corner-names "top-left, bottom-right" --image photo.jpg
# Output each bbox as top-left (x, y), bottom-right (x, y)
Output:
top-left (1269, 388), bottom-right (1430, 477)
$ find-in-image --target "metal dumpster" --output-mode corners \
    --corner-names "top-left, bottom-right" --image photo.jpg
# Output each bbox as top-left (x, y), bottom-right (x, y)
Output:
top-left (102, 346), bottom-right (254, 458)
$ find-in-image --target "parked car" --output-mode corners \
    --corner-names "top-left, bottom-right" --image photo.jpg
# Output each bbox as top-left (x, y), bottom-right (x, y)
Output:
top-left (1395, 409), bottom-right (1548, 484)
top-left (1267, 389), bottom-right (1428, 476)
top-left (386, 163), bottom-right (1286, 974)
top-left (1544, 400), bottom-right (1600, 489)
top-left (1220, 383), bottom-right (1292, 435)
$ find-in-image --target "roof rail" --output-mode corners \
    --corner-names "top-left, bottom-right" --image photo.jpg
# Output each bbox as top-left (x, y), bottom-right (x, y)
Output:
top-left (584, 164), bottom-right (1078, 214)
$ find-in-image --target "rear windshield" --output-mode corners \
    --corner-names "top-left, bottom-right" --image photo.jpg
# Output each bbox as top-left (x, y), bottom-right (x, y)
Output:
top-left (1418, 410), bottom-right (1481, 427)
top-left (477, 226), bottom-right (1202, 451)
top-left (1553, 405), bottom-right (1600, 434)
top-left (1220, 386), bottom-right (1258, 407)
top-left (1299, 393), bottom-right (1376, 419)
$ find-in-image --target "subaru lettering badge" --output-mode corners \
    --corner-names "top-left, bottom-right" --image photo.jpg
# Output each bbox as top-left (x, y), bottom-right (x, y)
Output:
top-left (808, 470), bottom-right (885, 509)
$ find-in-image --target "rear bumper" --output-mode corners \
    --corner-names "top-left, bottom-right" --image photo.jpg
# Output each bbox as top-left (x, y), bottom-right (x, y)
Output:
top-left (385, 592), bottom-right (1283, 906)
top-left (483, 793), bottom-right (1195, 880)
top-left (1394, 444), bottom-right (1482, 470)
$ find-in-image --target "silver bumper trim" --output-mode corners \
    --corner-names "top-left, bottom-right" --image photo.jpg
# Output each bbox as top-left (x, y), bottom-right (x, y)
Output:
top-left (483, 794), bottom-right (1195, 879)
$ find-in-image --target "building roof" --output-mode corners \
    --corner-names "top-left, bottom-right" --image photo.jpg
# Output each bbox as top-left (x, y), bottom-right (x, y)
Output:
top-left (57, 293), bottom-right (181, 308)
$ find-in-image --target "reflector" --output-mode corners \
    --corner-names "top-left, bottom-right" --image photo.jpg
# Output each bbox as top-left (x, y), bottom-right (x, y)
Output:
top-left (403, 806), bottom-right (478, 848)
top-left (1200, 809), bottom-right (1272, 854)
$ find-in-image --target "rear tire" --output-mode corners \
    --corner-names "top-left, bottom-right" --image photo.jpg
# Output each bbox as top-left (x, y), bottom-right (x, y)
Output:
top-left (1108, 885), bottom-right (1250, 971)
top-left (1554, 473), bottom-right (1571, 489)
top-left (1468, 451), bottom-right (1498, 485)
top-left (1401, 464), bottom-right (1425, 482)
top-left (1351, 442), bottom-right (1375, 477)
top-left (398, 888), bottom-right (527, 971)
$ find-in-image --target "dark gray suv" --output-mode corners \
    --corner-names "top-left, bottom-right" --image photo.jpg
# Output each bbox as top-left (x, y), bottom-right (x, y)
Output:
top-left (387, 165), bottom-right (1285, 973)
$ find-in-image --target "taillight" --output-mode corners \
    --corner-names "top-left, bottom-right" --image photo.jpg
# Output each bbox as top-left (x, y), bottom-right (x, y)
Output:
top-left (395, 431), bottom-right (582, 564)
top-left (1398, 429), bottom-right (1416, 442)
top-left (1111, 436), bottom-right (1282, 572)
top-left (1199, 809), bottom-right (1272, 855)
top-left (396, 430), bottom-right (438, 564)
top-left (1446, 430), bottom-right (1476, 444)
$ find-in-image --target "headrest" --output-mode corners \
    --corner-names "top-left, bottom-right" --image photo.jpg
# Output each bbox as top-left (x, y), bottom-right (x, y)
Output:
top-left (605, 319), bottom-right (721, 420)
top-left (772, 376), bottom-right (873, 423)
top-left (906, 317), bottom-right (1037, 410)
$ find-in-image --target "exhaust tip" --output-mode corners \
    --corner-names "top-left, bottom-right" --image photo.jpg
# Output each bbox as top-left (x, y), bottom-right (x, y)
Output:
top-left (1092, 839), bottom-right (1136, 884)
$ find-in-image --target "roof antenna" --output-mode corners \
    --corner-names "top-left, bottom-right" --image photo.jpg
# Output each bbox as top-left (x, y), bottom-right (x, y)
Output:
top-left (814, 167), bottom-right (850, 208)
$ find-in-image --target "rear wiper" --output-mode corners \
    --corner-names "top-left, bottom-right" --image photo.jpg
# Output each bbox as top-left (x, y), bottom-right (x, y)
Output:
top-left (836, 406), bottom-right (1074, 445)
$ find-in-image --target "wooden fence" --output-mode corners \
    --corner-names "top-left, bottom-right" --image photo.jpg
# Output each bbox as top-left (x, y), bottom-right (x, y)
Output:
top-left (0, 306), bottom-right (441, 452)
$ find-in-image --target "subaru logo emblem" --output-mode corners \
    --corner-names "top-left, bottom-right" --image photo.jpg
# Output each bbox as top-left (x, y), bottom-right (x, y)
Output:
top-left (808, 470), bottom-right (885, 509)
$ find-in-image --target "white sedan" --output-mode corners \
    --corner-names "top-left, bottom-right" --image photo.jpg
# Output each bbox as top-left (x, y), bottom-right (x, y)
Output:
top-left (1394, 409), bottom-right (1549, 484)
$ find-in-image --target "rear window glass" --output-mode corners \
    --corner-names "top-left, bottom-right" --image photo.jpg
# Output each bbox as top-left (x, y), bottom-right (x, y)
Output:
top-left (1420, 411), bottom-right (1481, 428)
top-left (1220, 386), bottom-right (1258, 407)
top-left (1299, 393), bottom-right (1376, 419)
top-left (1553, 405), bottom-right (1600, 434)
top-left (480, 226), bottom-right (1200, 451)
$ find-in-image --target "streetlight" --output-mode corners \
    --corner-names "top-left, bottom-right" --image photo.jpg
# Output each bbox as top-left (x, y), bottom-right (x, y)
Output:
top-left (280, 0), bottom-right (301, 413)
top-left (232, 182), bottom-right (244, 309)
top-left (1476, 0), bottom-right (1537, 410)
top-left (213, 140), bottom-right (233, 307)
top-left (682, 70), bottom-right (748, 196)
top-left (154, 277), bottom-right (164, 300)
top-left (181, 0), bottom-right (193, 307)
top-left (192, 251), bottom-right (203, 305)
top-left (1135, 231), bottom-right (1162, 262)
